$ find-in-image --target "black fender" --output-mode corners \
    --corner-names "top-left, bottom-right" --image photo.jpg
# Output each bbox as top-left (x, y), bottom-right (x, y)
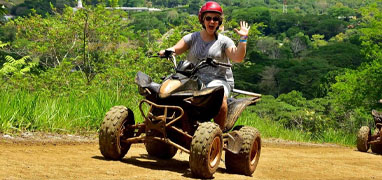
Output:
top-left (224, 97), bottom-right (261, 132)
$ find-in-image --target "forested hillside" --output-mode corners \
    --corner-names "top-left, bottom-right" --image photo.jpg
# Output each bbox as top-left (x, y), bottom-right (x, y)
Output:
top-left (1, 0), bottom-right (382, 145)
top-left (1, 0), bottom-right (373, 17)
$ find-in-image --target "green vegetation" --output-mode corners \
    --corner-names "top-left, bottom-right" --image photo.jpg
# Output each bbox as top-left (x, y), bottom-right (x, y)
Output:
top-left (237, 108), bottom-right (355, 145)
top-left (1, 0), bottom-right (382, 147)
top-left (0, 87), bottom-right (141, 133)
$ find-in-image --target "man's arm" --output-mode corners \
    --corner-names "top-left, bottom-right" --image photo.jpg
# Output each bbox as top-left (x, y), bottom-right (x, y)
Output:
top-left (225, 21), bottom-right (250, 63)
top-left (225, 42), bottom-right (246, 63)
top-left (160, 38), bottom-right (189, 56)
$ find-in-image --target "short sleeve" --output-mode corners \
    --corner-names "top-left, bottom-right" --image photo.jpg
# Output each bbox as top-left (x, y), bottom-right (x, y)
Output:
top-left (225, 36), bottom-right (235, 49)
top-left (183, 33), bottom-right (193, 46)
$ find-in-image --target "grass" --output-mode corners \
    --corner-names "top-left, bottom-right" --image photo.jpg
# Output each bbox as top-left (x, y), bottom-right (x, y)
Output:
top-left (237, 109), bottom-right (310, 142)
top-left (0, 87), bottom-right (143, 133)
top-left (0, 88), bottom-right (356, 146)
top-left (237, 107), bottom-right (356, 146)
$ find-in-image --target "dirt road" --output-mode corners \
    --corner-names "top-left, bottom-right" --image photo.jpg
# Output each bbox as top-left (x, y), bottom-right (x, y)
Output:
top-left (0, 135), bottom-right (381, 180)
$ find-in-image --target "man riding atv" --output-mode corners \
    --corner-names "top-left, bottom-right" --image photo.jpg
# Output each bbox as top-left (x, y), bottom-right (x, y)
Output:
top-left (98, 1), bottom-right (261, 179)
top-left (159, 1), bottom-right (250, 131)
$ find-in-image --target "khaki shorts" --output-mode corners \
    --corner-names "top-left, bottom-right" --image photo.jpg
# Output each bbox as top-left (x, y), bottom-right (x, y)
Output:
top-left (206, 79), bottom-right (231, 97)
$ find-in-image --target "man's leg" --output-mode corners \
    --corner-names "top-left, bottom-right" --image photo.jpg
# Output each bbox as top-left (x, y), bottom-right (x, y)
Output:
top-left (214, 95), bottom-right (227, 130)
top-left (206, 80), bottom-right (230, 130)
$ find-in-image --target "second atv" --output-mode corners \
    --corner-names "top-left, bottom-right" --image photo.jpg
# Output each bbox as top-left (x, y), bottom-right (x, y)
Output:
top-left (357, 99), bottom-right (382, 154)
top-left (99, 50), bottom-right (262, 178)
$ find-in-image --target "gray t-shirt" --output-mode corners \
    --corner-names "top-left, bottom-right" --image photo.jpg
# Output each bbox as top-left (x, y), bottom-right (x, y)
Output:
top-left (183, 32), bottom-right (236, 89)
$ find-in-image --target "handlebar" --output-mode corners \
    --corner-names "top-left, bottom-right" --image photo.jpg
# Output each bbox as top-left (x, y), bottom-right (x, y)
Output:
top-left (150, 50), bottom-right (174, 59)
top-left (150, 50), bottom-right (232, 72)
top-left (149, 50), bottom-right (177, 67)
top-left (206, 58), bottom-right (232, 68)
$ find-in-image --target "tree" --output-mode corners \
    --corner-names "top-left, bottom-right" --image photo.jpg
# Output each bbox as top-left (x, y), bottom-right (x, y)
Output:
top-left (255, 36), bottom-right (281, 59)
top-left (359, 1), bottom-right (382, 60)
top-left (84, 0), bottom-right (107, 6)
top-left (329, 60), bottom-right (382, 130)
top-left (290, 32), bottom-right (310, 57)
top-left (55, 0), bottom-right (77, 11)
top-left (309, 42), bottom-right (366, 69)
top-left (11, 0), bottom-right (54, 16)
top-left (0, 4), bottom-right (7, 16)
top-left (270, 12), bottom-right (299, 35)
top-left (122, 0), bottom-right (145, 7)
top-left (313, 18), bottom-right (347, 40)
top-left (6, 5), bottom-right (136, 83)
top-left (328, 1), bottom-right (382, 129)
top-left (108, 0), bottom-right (119, 7)
top-left (231, 6), bottom-right (271, 34)
top-left (259, 65), bottom-right (280, 96)
top-left (130, 12), bottom-right (167, 33)
top-left (315, 0), bottom-right (328, 14)
top-left (188, 0), bottom-right (202, 14)
top-left (311, 34), bottom-right (327, 49)
top-left (276, 57), bottom-right (335, 99)
top-left (328, 3), bottom-right (356, 19)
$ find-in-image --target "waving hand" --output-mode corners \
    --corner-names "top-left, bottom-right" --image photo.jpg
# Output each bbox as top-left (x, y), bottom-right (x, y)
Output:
top-left (234, 21), bottom-right (251, 37)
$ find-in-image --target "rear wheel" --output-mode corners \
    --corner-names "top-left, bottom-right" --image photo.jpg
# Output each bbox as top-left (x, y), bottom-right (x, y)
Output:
top-left (99, 106), bottom-right (135, 160)
top-left (145, 131), bottom-right (177, 159)
top-left (356, 126), bottom-right (370, 152)
top-left (189, 122), bottom-right (223, 179)
top-left (225, 126), bottom-right (261, 176)
top-left (371, 128), bottom-right (382, 154)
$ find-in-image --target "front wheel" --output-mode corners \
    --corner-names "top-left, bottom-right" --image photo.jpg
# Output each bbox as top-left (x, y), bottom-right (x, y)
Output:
top-left (356, 126), bottom-right (370, 152)
top-left (99, 106), bottom-right (135, 160)
top-left (225, 126), bottom-right (261, 176)
top-left (189, 122), bottom-right (223, 179)
top-left (371, 128), bottom-right (382, 154)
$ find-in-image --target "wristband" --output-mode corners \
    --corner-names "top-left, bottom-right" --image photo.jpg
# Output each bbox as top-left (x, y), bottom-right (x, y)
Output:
top-left (239, 39), bottom-right (247, 43)
top-left (240, 35), bottom-right (248, 40)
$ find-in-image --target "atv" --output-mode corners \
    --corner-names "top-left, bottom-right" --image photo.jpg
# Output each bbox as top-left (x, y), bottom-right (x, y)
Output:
top-left (98, 50), bottom-right (262, 178)
top-left (357, 99), bottom-right (382, 154)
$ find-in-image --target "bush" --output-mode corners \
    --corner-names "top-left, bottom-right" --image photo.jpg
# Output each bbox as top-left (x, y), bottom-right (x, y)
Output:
top-left (252, 93), bottom-right (329, 140)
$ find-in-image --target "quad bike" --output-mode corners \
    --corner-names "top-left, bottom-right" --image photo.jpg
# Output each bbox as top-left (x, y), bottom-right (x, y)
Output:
top-left (98, 50), bottom-right (262, 178)
top-left (357, 99), bottom-right (382, 154)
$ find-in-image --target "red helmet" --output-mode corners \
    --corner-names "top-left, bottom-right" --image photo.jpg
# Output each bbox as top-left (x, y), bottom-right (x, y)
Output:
top-left (198, 1), bottom-right (223, 24)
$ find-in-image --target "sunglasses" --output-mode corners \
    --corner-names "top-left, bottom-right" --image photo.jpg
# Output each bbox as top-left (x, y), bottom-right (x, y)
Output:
top-left (204, 16), bottom-right (221, 22)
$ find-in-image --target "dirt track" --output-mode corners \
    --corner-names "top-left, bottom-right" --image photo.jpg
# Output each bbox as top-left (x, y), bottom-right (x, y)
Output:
top-left (0, 135), bottom-right (382, 180)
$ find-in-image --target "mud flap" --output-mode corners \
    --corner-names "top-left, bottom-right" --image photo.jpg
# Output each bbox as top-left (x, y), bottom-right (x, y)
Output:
top-left (225, 131), bottom-right (243, 154)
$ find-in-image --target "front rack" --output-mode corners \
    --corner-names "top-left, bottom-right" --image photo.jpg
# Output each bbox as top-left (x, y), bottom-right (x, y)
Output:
top-left (125, 99), bottom-right (192, 153)
top-left (139, 99), bottom-right (185, 128)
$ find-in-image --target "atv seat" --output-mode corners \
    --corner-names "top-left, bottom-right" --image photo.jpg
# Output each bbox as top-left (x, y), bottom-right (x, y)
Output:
top-left (135, 71), bottom-right (161, 94)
